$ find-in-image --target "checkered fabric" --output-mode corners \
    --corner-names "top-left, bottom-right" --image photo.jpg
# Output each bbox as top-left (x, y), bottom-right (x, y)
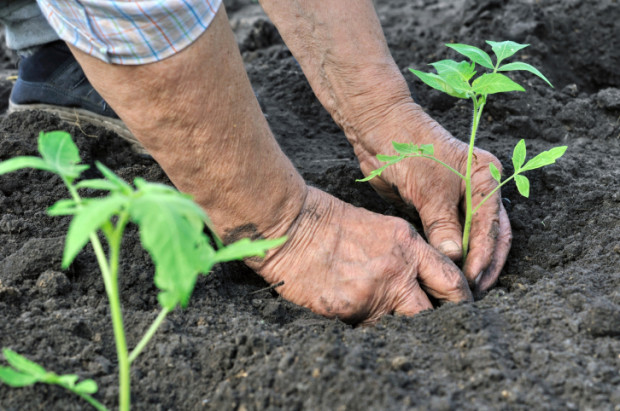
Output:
top-left (37, 0), bottom-right (222, 65)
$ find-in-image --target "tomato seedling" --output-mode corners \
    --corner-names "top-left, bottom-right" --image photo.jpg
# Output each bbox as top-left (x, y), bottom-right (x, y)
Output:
top-left (0, 131), bottom-right (285, 410)
top-left (359, 40), bottom-right (567, 261)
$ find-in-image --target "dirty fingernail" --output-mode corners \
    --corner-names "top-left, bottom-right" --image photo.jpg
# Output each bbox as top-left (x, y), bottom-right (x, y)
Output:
top-left (438, 240), bottom-right (461, 256)
top-left (474, 271), bottom-right (484, 287)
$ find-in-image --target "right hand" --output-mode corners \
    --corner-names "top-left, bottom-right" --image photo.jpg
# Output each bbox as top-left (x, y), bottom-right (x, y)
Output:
top-left (253, 187), bottom-right (473, 325)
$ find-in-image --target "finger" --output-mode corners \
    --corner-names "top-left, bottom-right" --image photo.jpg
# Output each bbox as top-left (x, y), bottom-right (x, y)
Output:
top-left (418, 200), bottom-right (463, 261)
top-left (415, 238), bottom-right (473, 303)
top-left (392, 281), bottom-right (433, 317)
top-left (462, 191), bottom-right (501, 285)
top-left (476, 203), bottom-right (512, 292)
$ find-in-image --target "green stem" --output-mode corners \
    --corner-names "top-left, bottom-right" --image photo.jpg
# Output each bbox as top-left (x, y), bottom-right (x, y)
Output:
top-left (128, 308), bottom-right (171, 364)
top-left (64, 177), bottom-right (131, 411)
top-left (76, 392), bottom-right (109, 411)
top-left (80, 226), bottom-right (129, 411)
top-left (63, 178), bottom-right (114, 299)
top-left (410, 154), bottom-right (466, 180)
top-left (106, 212), bottom-right (131, 411)
top-left (462, 96), bottom-right (486, 261)
top-left (471, 173), bottom-right (517, 215)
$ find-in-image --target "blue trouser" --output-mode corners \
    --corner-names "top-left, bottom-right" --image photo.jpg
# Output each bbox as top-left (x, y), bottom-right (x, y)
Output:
top-left (0, 0), bottom-right (58, 52)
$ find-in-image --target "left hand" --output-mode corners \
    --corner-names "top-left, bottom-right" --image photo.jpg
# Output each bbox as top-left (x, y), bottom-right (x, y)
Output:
top-left (351, 101), bottom-right (512, 292)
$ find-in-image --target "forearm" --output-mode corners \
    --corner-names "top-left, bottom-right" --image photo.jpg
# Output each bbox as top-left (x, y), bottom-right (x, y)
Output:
top-left (67, 8), bottom-right (306, 243)
top-left (259, 0), bottom-right (416, 146)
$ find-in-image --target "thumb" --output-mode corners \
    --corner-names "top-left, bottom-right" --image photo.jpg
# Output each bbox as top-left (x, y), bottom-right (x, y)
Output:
top-left (391, 282), bottom-right (434, 317)
top-left (418, 201), bottom-right (463, 261)
top-left (416, 239), bottom-right (472, 303)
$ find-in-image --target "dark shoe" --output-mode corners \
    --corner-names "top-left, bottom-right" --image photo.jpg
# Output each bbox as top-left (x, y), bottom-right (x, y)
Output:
top-left (9, 41), bottom-right (146, 154)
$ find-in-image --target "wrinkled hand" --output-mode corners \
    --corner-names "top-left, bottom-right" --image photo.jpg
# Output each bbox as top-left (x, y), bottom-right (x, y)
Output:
top-left (252, 187), bottom-right (473, 325)
top-left (353, 103), bottom-right (512, 292)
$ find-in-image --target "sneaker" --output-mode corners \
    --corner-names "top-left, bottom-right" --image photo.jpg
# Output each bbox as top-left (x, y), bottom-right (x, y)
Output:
top-left (8, 41), bottom-right (147, 154)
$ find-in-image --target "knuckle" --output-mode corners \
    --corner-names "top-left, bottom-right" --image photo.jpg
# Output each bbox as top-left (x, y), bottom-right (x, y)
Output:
top-left (474, 149), bottom-right (503, 174)
top-left (423, 216), bottom-right (460, 239)
top-left (440, 261), bottom-right (466, 291)
top-left (392, 217), bottom-right (421, 242)
top-left (447, 275), bottom-right (466, 294)
top-left (330, 283), bottom-right (376, 324)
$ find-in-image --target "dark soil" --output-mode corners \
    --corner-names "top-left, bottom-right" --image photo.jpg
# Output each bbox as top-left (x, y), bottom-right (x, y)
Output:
top-left (1, 0), bottom-right (619, 409)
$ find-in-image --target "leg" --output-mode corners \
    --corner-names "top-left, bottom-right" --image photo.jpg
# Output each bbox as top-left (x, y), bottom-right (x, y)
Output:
top-left (1, 1), bottom-right (140, 150)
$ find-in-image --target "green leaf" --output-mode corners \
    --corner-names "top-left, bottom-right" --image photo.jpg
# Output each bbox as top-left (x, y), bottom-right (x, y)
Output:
top-left (129, 189), bottom-right (212, 309)
top-left (514, 175), bottom-right (530, 198)
top-left (431, 59), bottom-right (477, 82)
top-left (56, 374), bottom-right (79, 388)
top-left (214, 237), bottom-right (287, 264)
top-left (486, 40), bottom-right (529, 64)
top-left (472, 73), bottom-right (525, 95)
top-left (356, 165), bottom-right (389, 182)
top-left (376, 154), bottom-right (401, 162)
top-left (38, 131), bottom-right (88, 182)
top-left (0, 350), bottom-right (99, 401)
top-left (499, 62), bottom-right (553, 88)
top-left (137, 180), bottom-right (206, 221)
top-left (430, 60), bottom-right (476, 95)
top-left (392, 141), bottom-right (419, 155)
top-left (489, 163), bottom-right (501, 182)
top-left (521, 146), bottom-right (568, 172)
top-left (63, 195), bottom-right (128, 268)
top-left (47, 199), bottom-right (79, 216)
top-left (0, 156), bottom-right (54, 175)
top-left (40, 372), bottom-right (60, 384)
top-left (420, 144), bottom-right (434, 156)
top-left (74, 379), bottom-right (98, 394)
top-left (512, 139), bottom-right (527, 171)
top-left (439, 73), bottom-right (473, 97)
top-left (409, 69), bottom-right (468, 98)
top-left (3, 349), bottom-right (46, 378)
top-left (75, 179), bottom-right (120, 192)
top-left (0, 367), bottom-right (39, 387)
top-left (95, 162), bottom-right (133, 195)
top-left (445, 43), bottom-right (494, 69)
top-left (134, 178), bottom-right (179, 194)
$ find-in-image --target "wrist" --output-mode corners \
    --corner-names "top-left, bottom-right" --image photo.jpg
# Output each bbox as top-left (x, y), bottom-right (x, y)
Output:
top-left (350, 97), bottom-right (468, 197)
top-left (326, 61), bottom-right (415, 147)
top-left (192, 167), bottom-right (308, 246)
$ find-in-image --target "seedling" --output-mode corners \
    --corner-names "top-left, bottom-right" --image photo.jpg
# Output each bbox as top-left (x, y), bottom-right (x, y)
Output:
top-left (359, 41), bottom-right (567, 260)
top-left (0, 131), bottom-right (285, 410)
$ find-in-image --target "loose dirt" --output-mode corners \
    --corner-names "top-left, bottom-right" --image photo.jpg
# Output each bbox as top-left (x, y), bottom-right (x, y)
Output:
top-left (1, 0), bottom-right (619, 409)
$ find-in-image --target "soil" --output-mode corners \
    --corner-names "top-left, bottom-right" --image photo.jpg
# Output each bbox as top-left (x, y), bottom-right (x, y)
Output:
top-left (1, 0), bottom-right (619, 410)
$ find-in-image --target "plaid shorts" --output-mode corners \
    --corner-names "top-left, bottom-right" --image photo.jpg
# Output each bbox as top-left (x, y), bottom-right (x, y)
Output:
top-left (37, 0), bottom-right (222, 65)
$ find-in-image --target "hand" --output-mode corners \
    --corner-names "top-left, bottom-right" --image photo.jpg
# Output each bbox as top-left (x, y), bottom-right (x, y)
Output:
top-left (353, 102), bottom-right (512, 293)
top-left (252, 187), bottom-right (473, 325)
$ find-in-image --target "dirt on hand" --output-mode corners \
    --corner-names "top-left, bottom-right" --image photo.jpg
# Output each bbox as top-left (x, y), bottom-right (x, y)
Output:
top-left (1, 0), bottom-right (619, 409)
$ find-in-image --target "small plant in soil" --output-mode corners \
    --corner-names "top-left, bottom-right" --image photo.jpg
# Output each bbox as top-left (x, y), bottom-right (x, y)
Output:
top-left (359, 40), bottom-right (567, 260)
top-left (0, 131), bottom-right (285, 410)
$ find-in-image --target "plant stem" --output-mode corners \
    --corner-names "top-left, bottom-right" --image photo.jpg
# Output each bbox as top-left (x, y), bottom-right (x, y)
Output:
top-left (414, 154), bottom-right (466, 180)
top-left (63, 178), bottom-right (114, 307)
top-left (106, 212), bottom-right (131, 411)
top-left (81, 226), bottom-right (129, 411)
top-left (64, 178), bottom-right (131, 411)
top-left (128, 308), bottom-right (171, 364)
top-left (461, 96), bottom-right (486, 261)
top-left (76, 392), bottom-right (109, 411)
top-left (471, 173), bottom-right (517, 215)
